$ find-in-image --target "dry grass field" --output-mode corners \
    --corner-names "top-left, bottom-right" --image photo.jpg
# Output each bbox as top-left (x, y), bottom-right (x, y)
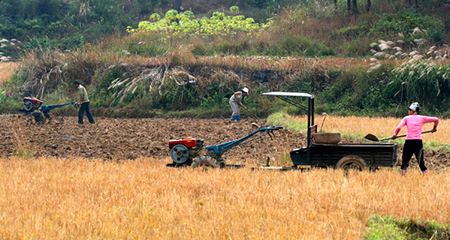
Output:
top-left (0, 157), bottom-right (449, 239)
top-left (0, 62), bottom-right (18, 85)
top-left (292, 114), bottom-right (450, 145)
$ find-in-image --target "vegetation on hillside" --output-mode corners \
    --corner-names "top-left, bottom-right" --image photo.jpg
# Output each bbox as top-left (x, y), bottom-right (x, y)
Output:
top-left (2, 46), bottom-right (449, 118)
top-left (1, 0), bottom-right (450, 118)
top-left (0, 0), bottom-right (296, 53)
top-left (1, 0), bottom-right (449, 56)
top-left (117, 0), bottom-right (449, 58)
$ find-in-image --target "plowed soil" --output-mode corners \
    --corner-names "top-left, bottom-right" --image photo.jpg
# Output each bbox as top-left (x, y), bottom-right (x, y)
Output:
top-left (0, 115), bottom-right (303, 166)
top-left (1, 114), bottom-right (448, 169)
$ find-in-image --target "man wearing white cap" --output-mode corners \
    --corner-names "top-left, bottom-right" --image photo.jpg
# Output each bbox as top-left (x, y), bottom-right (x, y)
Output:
top-left (229, 87), bottom-right (249, 122)
top-left (392, 102), bottom-right (438, 176)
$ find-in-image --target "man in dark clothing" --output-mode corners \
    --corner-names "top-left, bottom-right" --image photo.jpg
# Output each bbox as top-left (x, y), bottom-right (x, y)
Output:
top-left (74, 80), bottom-right (95, 124)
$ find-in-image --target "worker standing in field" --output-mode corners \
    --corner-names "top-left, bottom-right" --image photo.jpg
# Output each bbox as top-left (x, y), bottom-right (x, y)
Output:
top-left (392, 102), bottom-right (438, 176)
top-left (74, 80), bottom-right (95, 124)
top-left (229, 87), bottom-right (249, 123)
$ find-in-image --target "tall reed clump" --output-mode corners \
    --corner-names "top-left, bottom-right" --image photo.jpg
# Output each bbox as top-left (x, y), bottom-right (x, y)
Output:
top-left (0, 38), bottom-right (25, 61)
top-left (97, 61), bottom-right (243, 111)
top-left (4, 47), bottom-right (107, 106)
top-left (366, 27), bottom-right (450, 113)
top-left (9, 49), bottom-right (67, 99)
top-left (385, 60), bottom-right (450, 111)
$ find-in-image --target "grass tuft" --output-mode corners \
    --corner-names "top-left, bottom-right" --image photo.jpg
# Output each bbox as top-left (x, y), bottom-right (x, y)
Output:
top-left (365, 215), bottom-right (450, 240)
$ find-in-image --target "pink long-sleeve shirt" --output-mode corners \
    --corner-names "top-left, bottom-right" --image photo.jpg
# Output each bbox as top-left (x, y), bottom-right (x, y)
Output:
top-left (394, 115), bottom-right (439, 140)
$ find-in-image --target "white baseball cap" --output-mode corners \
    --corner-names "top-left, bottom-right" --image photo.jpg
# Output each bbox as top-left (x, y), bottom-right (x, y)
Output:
top-left (242, 87), bottom-right (249, 93)
top-left (409, 102), bottom-right (419, 112)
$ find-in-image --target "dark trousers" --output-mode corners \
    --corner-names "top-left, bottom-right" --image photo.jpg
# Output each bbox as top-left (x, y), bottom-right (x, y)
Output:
top-left (78, 102), bottom-right (95, 124)
top-left (402, 140), bottom-right (426, 171)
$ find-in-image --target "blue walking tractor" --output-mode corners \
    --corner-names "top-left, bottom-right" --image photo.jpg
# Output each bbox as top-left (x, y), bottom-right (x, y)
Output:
top-left (167, 126), bottom-right (283, 168)
top-left (19, 97), bottom-right (76, 123)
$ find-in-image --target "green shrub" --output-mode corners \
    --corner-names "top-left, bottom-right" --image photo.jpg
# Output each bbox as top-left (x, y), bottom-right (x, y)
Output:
top-left (335, 26), bottom-right (367, 40)
top-left (370, 10), bottom-right (445, 42)
top-left (275, 35), bottom-right (334, 57)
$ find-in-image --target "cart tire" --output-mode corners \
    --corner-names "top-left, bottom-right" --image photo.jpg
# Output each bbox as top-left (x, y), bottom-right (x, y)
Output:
top-left (336, 155), bottom-right (367, 171)
top-left (192, 156), bottom-right (218, 170)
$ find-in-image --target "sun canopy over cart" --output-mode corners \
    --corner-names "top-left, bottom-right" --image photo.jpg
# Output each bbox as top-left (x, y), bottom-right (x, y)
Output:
top-left (262, 92), bottom-right (316, 149)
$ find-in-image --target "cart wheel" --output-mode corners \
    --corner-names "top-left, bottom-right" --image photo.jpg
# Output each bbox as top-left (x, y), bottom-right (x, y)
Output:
top-left (336, 155), bottom-right (367, 171)
top-left (192, 156), bottom-right (218, 170)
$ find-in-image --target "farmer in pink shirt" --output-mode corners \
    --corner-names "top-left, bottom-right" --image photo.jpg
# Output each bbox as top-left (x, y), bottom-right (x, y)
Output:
top-left (392, 102), bottom-right (438, 176)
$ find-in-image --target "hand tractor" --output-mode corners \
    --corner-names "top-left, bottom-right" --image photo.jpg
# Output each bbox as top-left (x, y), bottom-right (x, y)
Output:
top-left (19, 97), bottom-right (77, 123)
top-left (167, 126), bottom-right (283, 168)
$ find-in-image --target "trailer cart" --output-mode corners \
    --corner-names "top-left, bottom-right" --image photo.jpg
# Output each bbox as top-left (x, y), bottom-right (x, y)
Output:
top-left (262, 92), bottom-right (397, 170)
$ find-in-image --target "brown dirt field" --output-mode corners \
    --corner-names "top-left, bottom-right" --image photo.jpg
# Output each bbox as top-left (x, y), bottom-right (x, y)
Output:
top-left (0, 115), bottom-right (303, 166)
top-left (1, 114), bottom-right (449, 169)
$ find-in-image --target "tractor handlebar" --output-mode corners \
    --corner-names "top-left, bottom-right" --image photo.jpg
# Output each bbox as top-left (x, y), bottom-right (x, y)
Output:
top-left (205, 126), bottom-right (284, 156)
top-left (262, 126), bottom-right (283, 140)
top-left (260, 126), bottom-right (283, 132)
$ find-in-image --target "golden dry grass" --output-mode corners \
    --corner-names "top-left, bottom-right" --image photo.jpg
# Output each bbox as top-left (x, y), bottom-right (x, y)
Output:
top-left (1, 157), bottom-right (449, 239)
top-left (291, 114), bottom-right (450, 145)
top-left (0, 62), bottom-right (18, 85)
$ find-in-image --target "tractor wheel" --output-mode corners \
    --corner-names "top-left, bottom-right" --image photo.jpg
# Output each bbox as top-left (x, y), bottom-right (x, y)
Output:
top-left (23, 101), bottom-right (34, 112)
top-left (336, 155), bottom-right (367, 171)
top-left (170, 144), bottom-right (190, 164)
top-left (33, 111), bottom-right (46, 124)
top-left (192, 156), bottom-right (218, 170)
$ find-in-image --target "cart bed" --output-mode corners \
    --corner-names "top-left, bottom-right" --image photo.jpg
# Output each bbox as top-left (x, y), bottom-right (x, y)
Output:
top-left (290, 143), bottom-right (397, 168)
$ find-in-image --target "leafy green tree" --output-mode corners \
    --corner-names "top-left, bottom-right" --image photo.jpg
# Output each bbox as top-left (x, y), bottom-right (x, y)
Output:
top-left (130, 6), bottom-right (272, 39)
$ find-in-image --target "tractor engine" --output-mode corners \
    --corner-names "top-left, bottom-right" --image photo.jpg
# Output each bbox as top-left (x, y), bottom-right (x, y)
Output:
top-left (168, 138), bottom-right (204, 166)
top-left (23, 97), bottom-right (43, 112)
